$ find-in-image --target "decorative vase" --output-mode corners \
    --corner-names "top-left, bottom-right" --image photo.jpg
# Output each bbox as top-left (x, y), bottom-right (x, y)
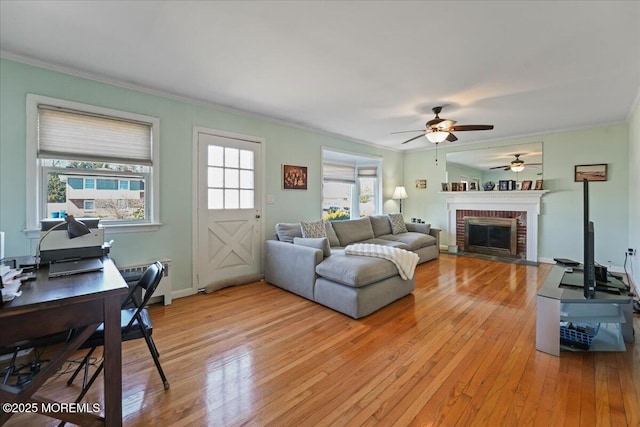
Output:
top-left (483, 182), bottom-right (495, 191)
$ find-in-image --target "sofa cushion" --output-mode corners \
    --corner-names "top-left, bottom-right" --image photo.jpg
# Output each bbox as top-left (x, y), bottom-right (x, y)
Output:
top-left (406, 222), bottom-right (431, 235)
top-left (379, 232), bottom-right (437, 251)
top-left (294, 237), bottom-right (331, 257)
top-left (369, 215), bottom-right (393, 237)
top-left (315, 253), bottom-right (398, 287)
top-left (331, 217), bottom-right (375, 246)
top-left (275, 223), bottom-right (302, 243)
top-left (360, 238), bottom-right (411, 250)
top-left (301, 220), bottom-right (327, 238)
top-left (388, 213), bottom-right (408, 234)
top-left (325, 222), bottom-right (341, 247)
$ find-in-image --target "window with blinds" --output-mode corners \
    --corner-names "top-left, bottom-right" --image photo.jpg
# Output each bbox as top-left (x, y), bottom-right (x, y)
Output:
top-left (28, 96), bottom-right (159, 226)
top-left (321, 149), bottom-right (382, 220)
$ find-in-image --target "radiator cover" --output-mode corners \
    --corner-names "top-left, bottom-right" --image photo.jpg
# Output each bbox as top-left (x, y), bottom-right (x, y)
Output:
top-left (119, 258), bottom-right (172, 305)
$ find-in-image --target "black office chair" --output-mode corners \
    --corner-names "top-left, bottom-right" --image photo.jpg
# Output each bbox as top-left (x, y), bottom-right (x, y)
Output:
top-left (66, 261), bottom-right (170, 404)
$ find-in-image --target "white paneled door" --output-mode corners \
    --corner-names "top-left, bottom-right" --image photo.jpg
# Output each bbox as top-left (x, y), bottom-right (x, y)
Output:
top-left (196, 131), bottom-right (263, 291)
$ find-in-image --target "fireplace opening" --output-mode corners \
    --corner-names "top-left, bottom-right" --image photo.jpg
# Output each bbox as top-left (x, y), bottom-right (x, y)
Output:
top-left (464, 217), bottom-right (517, 257)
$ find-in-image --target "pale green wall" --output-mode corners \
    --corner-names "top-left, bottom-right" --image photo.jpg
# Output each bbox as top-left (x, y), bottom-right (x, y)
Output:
top-left (403, 125), bottom-right (630, 267)
top-left (0, 58), bottom-right (403, 293)
top-left (628, 99), bottom-right (640, 291)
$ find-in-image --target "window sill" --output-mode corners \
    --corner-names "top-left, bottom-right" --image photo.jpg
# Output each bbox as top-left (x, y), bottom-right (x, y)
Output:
top-left (24, 222), bottom-right (163, 239)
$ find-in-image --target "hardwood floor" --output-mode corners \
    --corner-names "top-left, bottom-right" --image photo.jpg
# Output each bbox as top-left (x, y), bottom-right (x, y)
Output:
top-left (4, 254), bottom-right (639, 426)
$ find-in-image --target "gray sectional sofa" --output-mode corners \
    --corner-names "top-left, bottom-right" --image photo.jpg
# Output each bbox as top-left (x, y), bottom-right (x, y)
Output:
top-left (264, 215), bottom-right (440, 318)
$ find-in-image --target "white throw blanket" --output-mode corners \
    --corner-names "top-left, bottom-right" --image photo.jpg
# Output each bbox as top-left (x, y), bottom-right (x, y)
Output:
top-left (344, 243), bottom-right (419, 280)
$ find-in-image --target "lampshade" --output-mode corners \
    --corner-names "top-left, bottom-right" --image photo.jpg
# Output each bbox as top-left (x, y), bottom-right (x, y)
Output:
top-left (425, 131), bottom-right (450, 144)
top-left (392, 186), bottom-right (408, 200)
top-left (65, 215), bottom-right (91, 238)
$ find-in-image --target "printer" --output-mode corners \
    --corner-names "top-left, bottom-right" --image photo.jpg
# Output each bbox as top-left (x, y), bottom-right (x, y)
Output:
top-left (39, 218), bottom-right (107, 264)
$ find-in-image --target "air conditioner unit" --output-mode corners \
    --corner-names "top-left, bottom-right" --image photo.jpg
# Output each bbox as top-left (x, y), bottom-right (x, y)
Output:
top-left (118, 258), bottom-right (172, 305)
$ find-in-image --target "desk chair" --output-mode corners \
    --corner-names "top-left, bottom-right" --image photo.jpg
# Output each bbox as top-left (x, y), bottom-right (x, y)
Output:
top-left (66, 261), bottom-right (170, 404)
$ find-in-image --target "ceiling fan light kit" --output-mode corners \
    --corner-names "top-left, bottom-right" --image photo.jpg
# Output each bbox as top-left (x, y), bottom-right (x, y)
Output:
top-left (426, 131), bottom-right (450, 143)
top-left (396, 106), bottom-right (494, 145)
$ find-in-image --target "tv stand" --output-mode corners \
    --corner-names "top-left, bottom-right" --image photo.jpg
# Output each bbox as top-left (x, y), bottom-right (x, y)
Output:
top-left (536, 266), bottom-right (634, 356)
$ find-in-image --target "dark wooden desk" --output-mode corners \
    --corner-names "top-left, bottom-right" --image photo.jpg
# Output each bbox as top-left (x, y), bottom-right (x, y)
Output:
top-left (0, 258), bottom-right (128, 426)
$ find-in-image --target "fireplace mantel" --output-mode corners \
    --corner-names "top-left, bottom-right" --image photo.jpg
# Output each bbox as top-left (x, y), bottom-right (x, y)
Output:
top-left (441, 190), bottom-right (548, 262)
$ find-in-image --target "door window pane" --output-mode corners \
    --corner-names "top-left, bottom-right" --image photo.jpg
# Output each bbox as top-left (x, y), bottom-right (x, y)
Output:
top-left (225, 189), bottom-right (239, 209)
top-left (240, 190), bottom-right (254, 209)
top-left (208, 145), bottom-right (224, 167)
top-left (240, 170), bottom-right (254, 189)
top-left (208, 189), bottom-right (223, 209)
top-left (225, 148), bottom-right (239, 168)
top-left (207, 144), bottom-right (256, 210)
top-left (240, 150), bottom-right (254, 169)
top-left (208, 167), bottom-right (224, 188)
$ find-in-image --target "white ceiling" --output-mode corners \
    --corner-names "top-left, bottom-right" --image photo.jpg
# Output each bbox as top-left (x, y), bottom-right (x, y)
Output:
top-left (1, 1), bottom-right (639, 151)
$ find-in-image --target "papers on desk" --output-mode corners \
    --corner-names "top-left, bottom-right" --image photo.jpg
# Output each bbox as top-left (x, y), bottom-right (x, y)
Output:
top-left (1, 266), bottom-right (23, 302)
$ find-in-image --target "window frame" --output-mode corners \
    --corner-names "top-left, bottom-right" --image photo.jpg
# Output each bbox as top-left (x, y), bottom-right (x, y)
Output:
top-left (25, 94), bottom-right (161, 237)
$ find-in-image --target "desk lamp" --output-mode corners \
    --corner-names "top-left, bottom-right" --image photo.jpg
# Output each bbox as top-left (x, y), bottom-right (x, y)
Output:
top-left (36, 215), bottom-right (91, 265)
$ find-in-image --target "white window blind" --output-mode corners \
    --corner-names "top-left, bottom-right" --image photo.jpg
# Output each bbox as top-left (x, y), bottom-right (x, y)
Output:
top-left (37, 106), bottom-right (152, 165)
top-left (358, 166), bottom-right (378, 177)
top-left (323, 163), bottom-right (356, 183)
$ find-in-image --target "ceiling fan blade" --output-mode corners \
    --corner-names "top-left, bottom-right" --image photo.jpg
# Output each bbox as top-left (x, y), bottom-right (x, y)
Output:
top-left (489, 165), bottom-right (510, 170)
top-left (446, 133), bottom-right (458, 142)
top-left (526, 162), bottom-right (543, 166)
top-left (449, 125), bottom-right (494, 132)
top-left (391, 130), bottom-right (425, 134)
top-left (401, 133), bottom-right (425, 144)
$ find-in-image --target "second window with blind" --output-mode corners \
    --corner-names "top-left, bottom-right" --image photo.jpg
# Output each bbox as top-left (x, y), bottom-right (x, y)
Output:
top-left (321, 149), bottom-right (382, 221)
top-left (27, 95), bottom-right (159, 228)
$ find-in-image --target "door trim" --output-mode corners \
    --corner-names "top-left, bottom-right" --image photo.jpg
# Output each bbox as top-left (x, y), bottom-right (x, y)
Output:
top-left (191, 126), bottom-right (266, 293)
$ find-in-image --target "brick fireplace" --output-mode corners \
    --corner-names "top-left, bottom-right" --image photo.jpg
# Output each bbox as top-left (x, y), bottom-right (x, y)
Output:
top-left (457, 210), bottom-right (526, 258)
top-left (442, 191), bottom-right (547, 262)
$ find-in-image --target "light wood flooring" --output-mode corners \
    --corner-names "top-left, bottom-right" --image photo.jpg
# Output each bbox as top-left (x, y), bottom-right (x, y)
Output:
top-left (4, 254), bottom-right (640, 426)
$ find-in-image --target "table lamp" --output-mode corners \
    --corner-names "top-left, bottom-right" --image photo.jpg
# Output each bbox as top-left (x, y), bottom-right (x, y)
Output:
top-left (392, 186), bottom-right (408, 214)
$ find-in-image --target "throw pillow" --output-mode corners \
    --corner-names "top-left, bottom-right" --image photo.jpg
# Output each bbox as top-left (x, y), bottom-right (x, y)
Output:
top-left (369, 215), bottom-right (393, 237)
top-left (324, 221), bottom-right (341, 247)
top-left (300, 220), bottom-right (327, 238)
top-left (388, 213), bottom-right (408, 234)
top-left (275, 223), bottom-right (303, 243)
top-left (293, 237), bottom-right (331, 257)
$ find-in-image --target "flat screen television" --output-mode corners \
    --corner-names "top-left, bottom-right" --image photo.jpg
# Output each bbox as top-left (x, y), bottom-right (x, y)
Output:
top-left (583, 179), bottom-right (596, 299)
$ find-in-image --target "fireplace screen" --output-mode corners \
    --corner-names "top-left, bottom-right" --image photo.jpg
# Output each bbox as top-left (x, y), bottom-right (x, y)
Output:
top-left (464, 217), bottom-right (517, 257)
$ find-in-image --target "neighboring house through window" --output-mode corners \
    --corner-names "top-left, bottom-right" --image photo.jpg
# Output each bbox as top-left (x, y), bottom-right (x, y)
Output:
top-left (25, 94), bottom-right (160, 234)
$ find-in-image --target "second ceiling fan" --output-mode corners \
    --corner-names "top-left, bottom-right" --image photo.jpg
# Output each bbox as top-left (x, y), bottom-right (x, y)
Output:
top-left (394, 106), bottom-right (494, 145)
top-left (490, 154), bottom-right (542, 172)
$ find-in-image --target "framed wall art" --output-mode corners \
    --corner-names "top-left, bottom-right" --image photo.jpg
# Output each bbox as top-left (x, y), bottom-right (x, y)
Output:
top-left (575, 164), bottom-right (607, 182)
top-left (283, 164), bottom-right (308, 190)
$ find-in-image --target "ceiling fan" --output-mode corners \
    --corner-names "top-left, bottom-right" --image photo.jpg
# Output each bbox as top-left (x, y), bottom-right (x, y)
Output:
top-left (393, 106), bottom-right (494, 145)
top-left (489, 154), bottom-right (542, 172)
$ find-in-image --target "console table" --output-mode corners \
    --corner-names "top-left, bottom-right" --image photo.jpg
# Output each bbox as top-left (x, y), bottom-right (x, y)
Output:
top-left (536, 266), bottom-right (634, 356)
